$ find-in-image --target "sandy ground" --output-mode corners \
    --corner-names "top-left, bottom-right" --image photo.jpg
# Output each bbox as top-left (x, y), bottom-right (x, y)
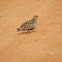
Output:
top-left (0, 0), bottom-right (62, 62)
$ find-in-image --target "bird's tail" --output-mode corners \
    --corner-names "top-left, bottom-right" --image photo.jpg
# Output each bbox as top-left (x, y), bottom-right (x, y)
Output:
top-left (17, 28), bottom-right (23, 32)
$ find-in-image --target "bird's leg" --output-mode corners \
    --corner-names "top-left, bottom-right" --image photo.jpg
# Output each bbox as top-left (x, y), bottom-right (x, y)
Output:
top-left (27, 30), bottom-right (31, 33)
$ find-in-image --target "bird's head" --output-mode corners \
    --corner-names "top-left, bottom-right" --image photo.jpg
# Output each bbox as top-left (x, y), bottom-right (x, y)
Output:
top-left (33, 15), bottom-right (38, 19)
top-left (33, 15), bottom-right (38, 21)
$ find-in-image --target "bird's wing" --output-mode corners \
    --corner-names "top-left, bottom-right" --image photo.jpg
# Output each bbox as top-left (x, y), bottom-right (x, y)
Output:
top-left (21, 19), bottom-right (34, 30)
top-left (25, 19), bottom-right (33, 24)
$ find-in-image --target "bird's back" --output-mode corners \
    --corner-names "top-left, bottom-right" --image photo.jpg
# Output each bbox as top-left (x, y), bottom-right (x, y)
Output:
top-left (21, 19), bottom-right (37, 30)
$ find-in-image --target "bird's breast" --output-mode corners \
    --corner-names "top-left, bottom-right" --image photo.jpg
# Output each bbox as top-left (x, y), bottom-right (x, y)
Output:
top-left (34, 23), bottom-right (37, 28)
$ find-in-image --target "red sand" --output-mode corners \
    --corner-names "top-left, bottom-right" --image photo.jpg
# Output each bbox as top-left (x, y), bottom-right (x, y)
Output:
top-left (0, 0), bottom-right (62, 62)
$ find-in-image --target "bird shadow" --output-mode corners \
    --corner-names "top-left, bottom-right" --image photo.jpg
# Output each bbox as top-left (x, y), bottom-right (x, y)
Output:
top-left (20, 32), bottom-right (29, 34)
top-left (18, 30), bottom-right (36, 34)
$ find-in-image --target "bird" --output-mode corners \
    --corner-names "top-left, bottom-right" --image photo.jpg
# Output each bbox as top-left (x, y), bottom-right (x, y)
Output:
top-left (17, 15), bottom-right (38, 33)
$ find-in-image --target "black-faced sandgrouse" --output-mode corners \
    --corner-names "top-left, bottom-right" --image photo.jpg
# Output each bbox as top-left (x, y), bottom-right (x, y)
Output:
top-left (17, 15), bottom-right (38, 33)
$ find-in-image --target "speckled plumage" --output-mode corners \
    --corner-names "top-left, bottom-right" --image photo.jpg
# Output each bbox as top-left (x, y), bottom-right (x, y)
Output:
top-left (17, 15), bottom-right (38, 33)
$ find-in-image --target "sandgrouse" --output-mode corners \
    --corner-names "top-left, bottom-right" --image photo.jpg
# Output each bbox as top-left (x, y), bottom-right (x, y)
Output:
top-left (17, 15), bottom-right (38, 33)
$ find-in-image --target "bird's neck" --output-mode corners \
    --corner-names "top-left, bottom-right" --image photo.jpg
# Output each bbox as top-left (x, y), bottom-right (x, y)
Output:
top-left (32, 18), bottom-right (37, 23)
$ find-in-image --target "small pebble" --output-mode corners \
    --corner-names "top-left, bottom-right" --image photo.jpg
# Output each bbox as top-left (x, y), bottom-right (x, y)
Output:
top-left (47, 51), bottom-right (56, 55)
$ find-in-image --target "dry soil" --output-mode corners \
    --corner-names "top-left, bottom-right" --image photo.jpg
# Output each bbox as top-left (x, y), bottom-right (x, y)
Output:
top-left (0, 0), bottom-right (62, 62)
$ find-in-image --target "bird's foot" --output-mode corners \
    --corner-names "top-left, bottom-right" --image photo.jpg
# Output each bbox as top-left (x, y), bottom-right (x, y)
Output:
top-left (27, 30), bottom-right (31, 33)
